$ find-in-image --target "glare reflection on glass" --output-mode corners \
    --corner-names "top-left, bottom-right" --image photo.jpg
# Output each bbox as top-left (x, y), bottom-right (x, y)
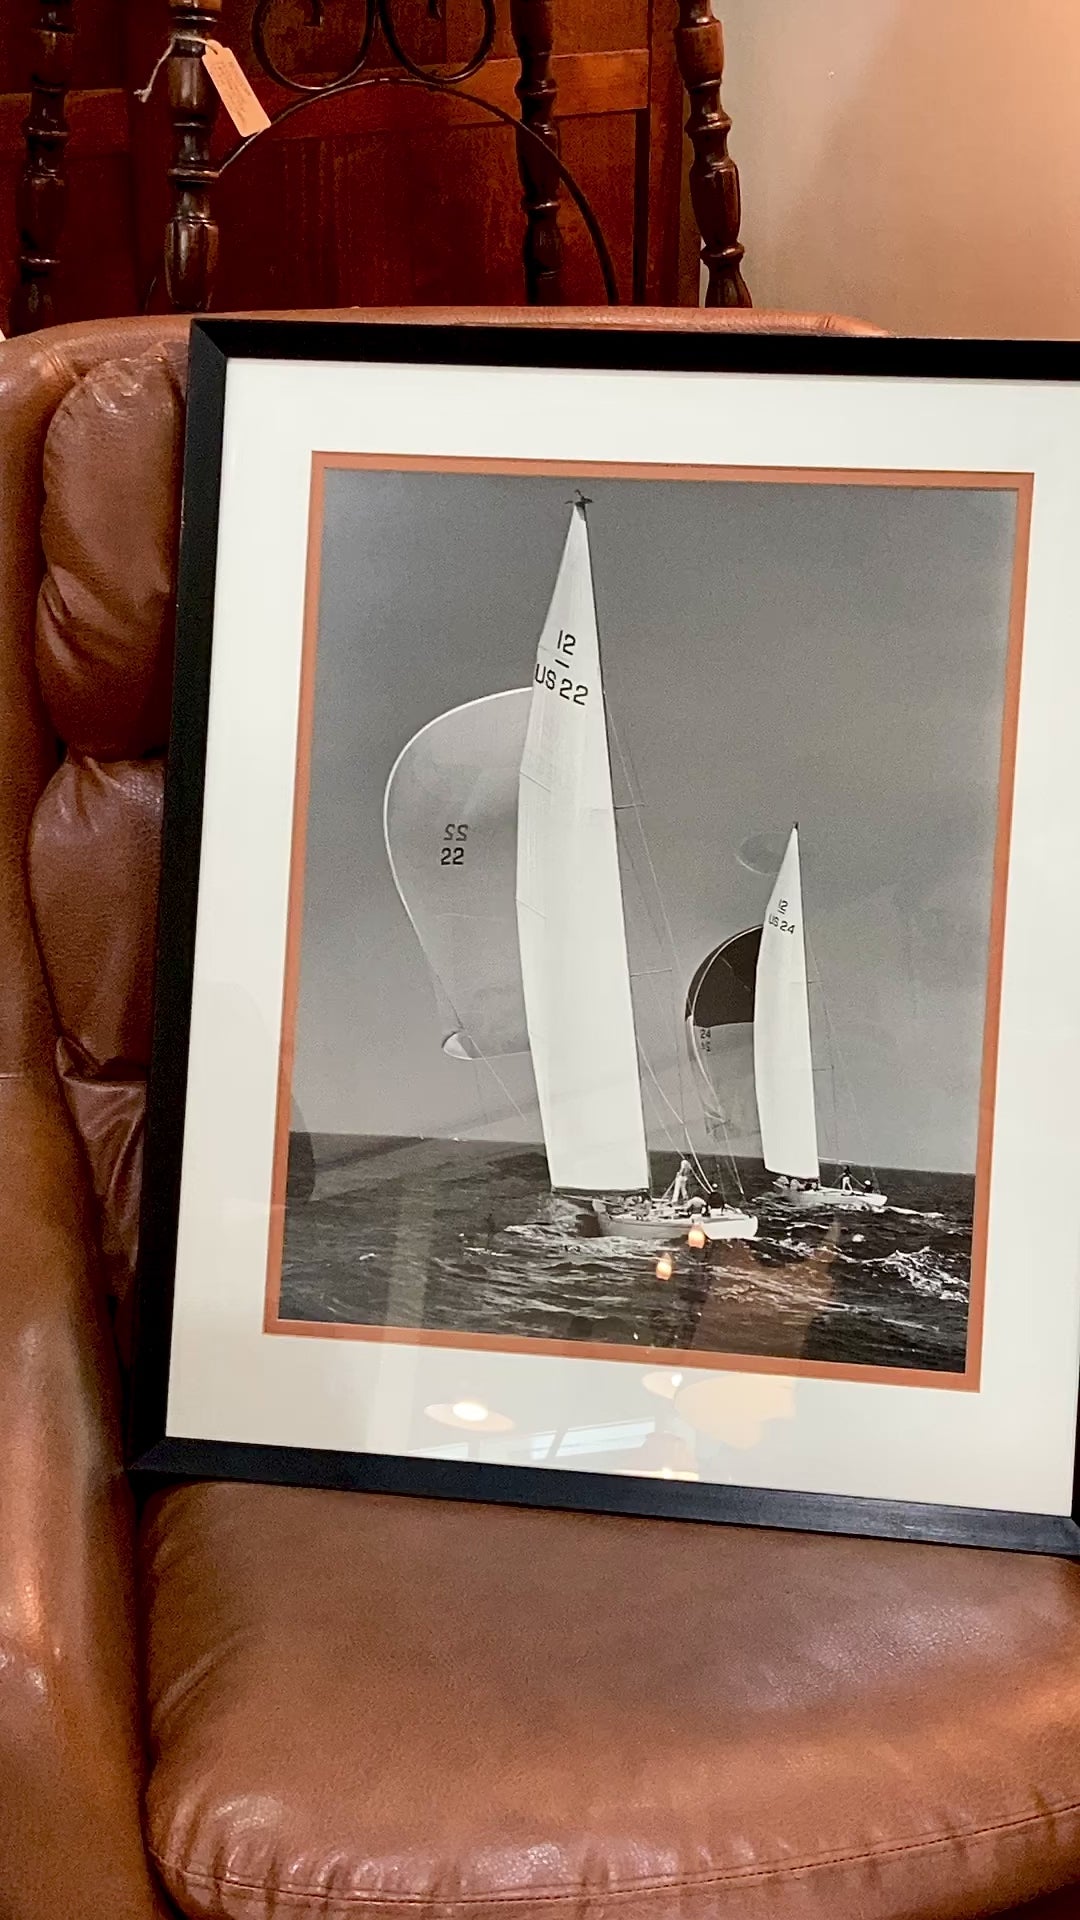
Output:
top-left (674, 1372), bottom-right (796, 1449)
top-left (641, 1369), bottom-right (685, 1401)
top-left (424, 1401), bottom-right (515, 1433)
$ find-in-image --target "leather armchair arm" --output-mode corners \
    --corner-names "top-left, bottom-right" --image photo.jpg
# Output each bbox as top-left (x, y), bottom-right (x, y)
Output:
top-left (0, 1075), bottom-right (171, 1919)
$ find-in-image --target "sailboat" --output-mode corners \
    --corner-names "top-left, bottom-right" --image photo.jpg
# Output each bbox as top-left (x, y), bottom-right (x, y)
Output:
top-left (515, 499), bottom-right (757, 1246)
top-left (754, 826), bottom-right (886, 1213)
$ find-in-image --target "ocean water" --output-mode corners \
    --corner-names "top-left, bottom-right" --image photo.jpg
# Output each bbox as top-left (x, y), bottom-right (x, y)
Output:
top-left (280, 1136), bottom-right (973, 1373)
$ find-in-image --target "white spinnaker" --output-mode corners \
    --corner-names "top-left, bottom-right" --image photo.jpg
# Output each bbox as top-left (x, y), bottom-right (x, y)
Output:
top-left (753, 826), bottom-right (820, 1181)
top-left (384, 688), bottom-right (530, 1060)
top-left (515, 506), bottom-right (650, 1194)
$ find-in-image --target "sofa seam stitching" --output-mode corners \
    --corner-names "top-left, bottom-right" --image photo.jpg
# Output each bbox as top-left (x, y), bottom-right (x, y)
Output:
top-left (147, 1794), bottom-right (1080, 1905)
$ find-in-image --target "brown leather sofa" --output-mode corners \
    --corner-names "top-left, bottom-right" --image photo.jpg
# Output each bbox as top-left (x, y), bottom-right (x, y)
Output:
top-left (3, 307), bottom-right (1080, 1920)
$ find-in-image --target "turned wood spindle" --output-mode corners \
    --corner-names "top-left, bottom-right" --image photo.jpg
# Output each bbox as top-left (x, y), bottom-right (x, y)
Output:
top-left (674, 1), bottom-right (750, 308)
top-left (509, 0), bottom-right (563, 305)
top-left (164, 0), bottom-right (223, 314)
top-left (10, 0), bottom-right (76, 336)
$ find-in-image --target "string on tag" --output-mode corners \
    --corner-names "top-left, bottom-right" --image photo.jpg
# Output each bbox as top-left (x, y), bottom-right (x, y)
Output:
top-left (134, 33), bottom-right (270, 138)
top-left (134, 33), bottom-right (192, 106)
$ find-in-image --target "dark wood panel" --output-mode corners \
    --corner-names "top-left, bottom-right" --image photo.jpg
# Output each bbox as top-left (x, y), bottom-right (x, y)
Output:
top-left (644, 0), bottom-right (687, 304)
top-left (0, 152), bottom-right (136, 330)
top-left (0, 86), bottom-right (128, 159)
top-left (244, 49), bottom-right (648, 137)
top-left (0, 0), bottom-right (122, 90)
top-left (226, 0), bottom-right (445, 83)
top-left (457, 0), bottom-right (647, 61)
top-left (204, 108), bottom-right (636, 311)
top-left (213, 0), bottom-right (650, 78)
top-left (130, 34), bottom-right (654, 313)
top-left (558, 113), bottom-right (638, 303)
top-left (5, 0), bottom-right (709, 326)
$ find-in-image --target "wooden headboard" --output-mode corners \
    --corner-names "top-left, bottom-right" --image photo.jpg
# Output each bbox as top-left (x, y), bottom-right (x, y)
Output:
top-left (5, 0), bottom-right (749, 333)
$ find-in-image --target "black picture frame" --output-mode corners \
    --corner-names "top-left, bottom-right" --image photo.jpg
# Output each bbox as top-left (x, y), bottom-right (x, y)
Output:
top-left (128, 317), bottom-right (1080, 1558)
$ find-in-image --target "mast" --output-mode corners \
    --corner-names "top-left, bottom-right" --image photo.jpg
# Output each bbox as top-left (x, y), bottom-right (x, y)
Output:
top-left (515, 502), bottom-right (650, 1195)
top-left (753, 825), bottom-right (820, 1182)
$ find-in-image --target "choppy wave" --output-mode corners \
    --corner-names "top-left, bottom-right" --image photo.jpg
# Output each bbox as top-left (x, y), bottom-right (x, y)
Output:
top-left (280, 1141), bottom-right (974, 1373)
top-left (866, 1245), bottom-right (968, 1302)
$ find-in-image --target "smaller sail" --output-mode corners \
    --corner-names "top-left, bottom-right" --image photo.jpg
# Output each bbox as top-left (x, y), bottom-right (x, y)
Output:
top-left (753, 827), bottom-right (819, 1181)
top-left (685, 927), bottom-right (762, 1143)
top-left (384, 689), bottom-right (530, 1061)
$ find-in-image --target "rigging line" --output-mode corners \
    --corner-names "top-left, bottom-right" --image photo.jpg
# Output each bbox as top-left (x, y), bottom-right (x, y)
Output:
top-left (638, 1050), bottom-right (681, 1162)
top-left (606, 711), bottom-right (707, 1153)
top-left (636, 1041), bottom-right (687, 1145)
top-left (828, 1040), bottom-right (839, 1169)
top-left (470, 1046), bottom-right (533, 1138)
top-left (700, 1064), bottom-right (743, 1199)
top-left (610, 786), bottom-right (696, 1150)
top-left (617, 800), bottom-right (683, 985)
top-left (685, 1011), bottom-right (747, 1202)
top-left (637, 1045), bottom-right (710, 1188)
top-left (592, 552), bottom-right (720, 1190)
top-left (429, 986), bottom-right (534, 1140)
top-left (687, 959), bottom-right (753, 1198)
top-left (804, 923), bottom-right (880, 1187)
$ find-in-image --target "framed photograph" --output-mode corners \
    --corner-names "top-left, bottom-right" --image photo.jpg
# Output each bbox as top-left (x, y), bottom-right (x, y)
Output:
top-left (130, 318), bottom-right (1080, 1555)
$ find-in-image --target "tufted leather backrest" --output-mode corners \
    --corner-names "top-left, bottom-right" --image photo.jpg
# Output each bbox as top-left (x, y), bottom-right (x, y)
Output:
top-left (7, 306), bottom-right (887, 1368)
top-left (22, 336), bottom-right (186, 1352)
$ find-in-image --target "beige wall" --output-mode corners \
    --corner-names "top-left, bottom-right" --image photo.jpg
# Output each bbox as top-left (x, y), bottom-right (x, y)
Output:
top-left (716, 0), bottom-right (1080, 337)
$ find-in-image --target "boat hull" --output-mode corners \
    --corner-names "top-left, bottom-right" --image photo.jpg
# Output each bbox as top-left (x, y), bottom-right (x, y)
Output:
top-left (767, 1182), bottom-right (886, 1213)
top-left (593, 1203), bottom-right (759, 1244)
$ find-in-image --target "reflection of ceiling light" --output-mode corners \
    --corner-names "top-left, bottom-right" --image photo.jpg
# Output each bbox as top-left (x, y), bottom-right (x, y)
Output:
top-left (641, 1369), bottom-right (684, 1401)
top-left (674, 1373), bottom-right (796, 1449)
top-left (621, 1430), bottom-right (699, 1481)
top-left (425, 1401), bottom-right (515, 1434)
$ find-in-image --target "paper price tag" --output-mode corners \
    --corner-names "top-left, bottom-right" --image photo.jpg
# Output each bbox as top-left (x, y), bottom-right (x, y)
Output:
top-left (202, 40), bottom-right (271, 138)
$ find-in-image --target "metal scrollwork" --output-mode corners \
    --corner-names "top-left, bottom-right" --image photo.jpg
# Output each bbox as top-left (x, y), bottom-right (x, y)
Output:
top-left (252, 0), bottom-right (496, 94)
top-left (380, 0), bottom-right (495, 82)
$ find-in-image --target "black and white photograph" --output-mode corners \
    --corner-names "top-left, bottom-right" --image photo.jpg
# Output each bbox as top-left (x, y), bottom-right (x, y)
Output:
top-left (134, 327), bottom-right (1080, 1544)
top-left (273, 459), bottom-right (1022, 1380)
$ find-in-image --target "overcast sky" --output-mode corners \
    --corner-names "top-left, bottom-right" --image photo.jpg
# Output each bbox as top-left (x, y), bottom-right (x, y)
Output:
top-left (290, 468), bottom-right (1018, 1174)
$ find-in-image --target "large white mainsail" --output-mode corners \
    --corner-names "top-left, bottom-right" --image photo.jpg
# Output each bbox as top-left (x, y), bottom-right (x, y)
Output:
top-left (384, 688), bottom-right (531, 1061)
top-left (515, 503), bottom-right (650, 1194)
top-left (753, 825), bottom-right (820, 1182)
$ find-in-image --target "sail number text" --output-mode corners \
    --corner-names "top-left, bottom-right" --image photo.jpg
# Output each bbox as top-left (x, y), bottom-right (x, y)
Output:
top-left (440, 824), bottom-right (468, 866)
top-left (536, 629), bottom-right (588, 705)
top-left (769, 896), bottom-right (796, 935)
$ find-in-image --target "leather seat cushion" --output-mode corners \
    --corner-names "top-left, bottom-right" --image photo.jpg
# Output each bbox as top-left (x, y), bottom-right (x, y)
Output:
top-left (141, 1481), bottom-right (1080, 1920)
